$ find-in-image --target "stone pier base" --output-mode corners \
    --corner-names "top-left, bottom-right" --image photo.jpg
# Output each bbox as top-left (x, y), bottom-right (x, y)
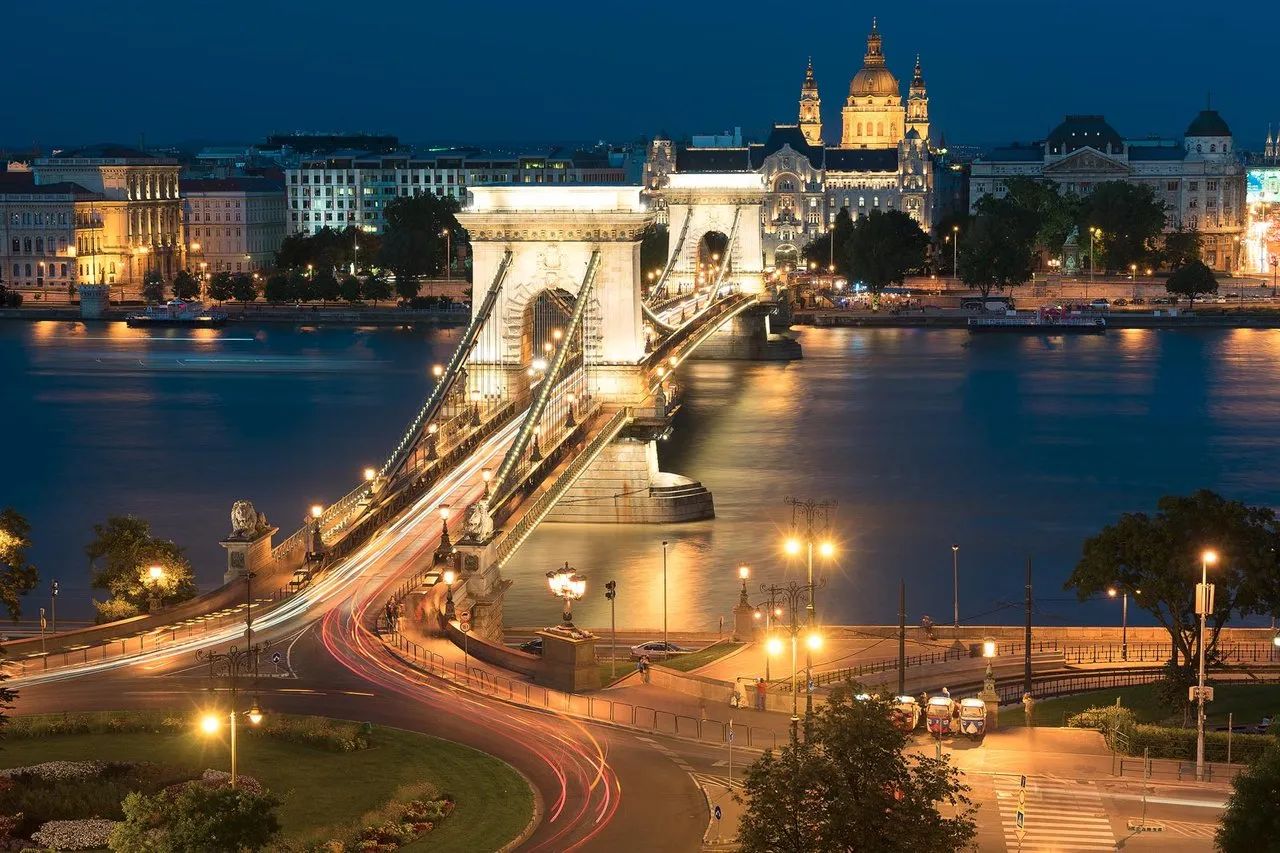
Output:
top-left (544, 438), bottom-right (713, 523)
top-left (689, 305), bottom-right (802, 361)
top-left (536, 628), bottom-right (600, 692)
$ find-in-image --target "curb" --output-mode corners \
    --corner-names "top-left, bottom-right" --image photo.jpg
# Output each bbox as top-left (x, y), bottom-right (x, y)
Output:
top-left (498, 765), bottom-right (545, 853)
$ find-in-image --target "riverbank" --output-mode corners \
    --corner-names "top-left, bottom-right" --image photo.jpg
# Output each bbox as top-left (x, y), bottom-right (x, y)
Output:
top-left (0, 305), bottom-right (470, 326)
top-left (794, 309), bottom-right (1280, 329)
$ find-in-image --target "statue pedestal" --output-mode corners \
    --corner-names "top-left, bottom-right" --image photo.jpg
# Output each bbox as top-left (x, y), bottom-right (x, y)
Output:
top-left (536, 627), bottom-right (600, 693)
top-left (978, 666), bottom-right (1000, 731)
top-left (219, 528), bottom-right (278, 585)
top-left (732, 603), bottom-right (756, 642)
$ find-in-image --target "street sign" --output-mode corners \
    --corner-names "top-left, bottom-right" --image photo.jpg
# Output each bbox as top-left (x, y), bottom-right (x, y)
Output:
top-left (713, 805), bottom-right (722, 822)
top-left (1189, 685), bottom-right (1215, 702)
top-left (271, 652), bottom-right (282, 664)
top-left (1019, 775), bottom-right (1026, 789)
top-left (1015, 808), bottom-right (1026, 841)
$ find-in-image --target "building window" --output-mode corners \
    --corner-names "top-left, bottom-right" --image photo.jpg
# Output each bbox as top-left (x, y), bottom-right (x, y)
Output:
top-left (1207, 181), bottom-right (1218, 191)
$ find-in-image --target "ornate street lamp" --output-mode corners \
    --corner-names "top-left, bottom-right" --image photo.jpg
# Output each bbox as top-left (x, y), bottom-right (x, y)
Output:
top-left (546, 562), bottom-right (586, 627)
top-left (197, 639), bottom-right (269, 788)
top-left (737, 563), bottom-right (750, 606)
top-left (426, 422), bottom-right (440, 461)
top-left (442, 567), bottom-right (457, 620)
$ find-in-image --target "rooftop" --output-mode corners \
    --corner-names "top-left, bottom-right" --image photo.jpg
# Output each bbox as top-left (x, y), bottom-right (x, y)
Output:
top-left (180, 177), bottom-right (285, 194)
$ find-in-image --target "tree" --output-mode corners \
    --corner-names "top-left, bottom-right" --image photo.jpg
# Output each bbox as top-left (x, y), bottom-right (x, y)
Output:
top-left (85, 515), bottom-right (197, 622)
top-left (206, 271), bottom-right (233, 304)
top-left (736, 684), bottom-right (977, 853)
top-left (1166, 260), bottom-right (1218, 311)
top-left (363, 274), bottom-right (392, 307)
top-left (0, 509), bottom-right (38, 621)
top-left (1065, 490), bottom-right (1279, 670)
top-left (313, 269), bottom-right (340, 304)
top-left (340, 275), bottom-right (362, 304)
top-left (289, 270), bottom-right (312, 303)
top-left (172, 270), bottom-right (200, 301)
top-left (959, 196), bottom-right (1039, 297)
top-left (141, 270), bottom-right (165, 303)
top-left (231, 273), bottom-right (257, 304)
top-left (844, 210), bottom-right (928, 302)
top-left (394, 273), bottom-right (419, 303)
top-left (111, 783), bottom-right (282, 853)
top-left (1162, 226), bottom-right (1202, 271)
top-left (1002, 177), bottom-right (1081, 260)
top-left (931, 210), bottom-right (969, 276)
top-left (1216, 745), bottom-right (1280, 851)
top-left (1079, 181), bottom-right (1167, 272)
top-left (378, 194), bottom-right (462, 283)
top-left (263, 272), bottom-right (291, 304)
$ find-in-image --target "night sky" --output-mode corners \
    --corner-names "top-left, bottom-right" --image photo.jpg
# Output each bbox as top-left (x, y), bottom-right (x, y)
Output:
top-left (5, 1), bottom-right (1275, 150)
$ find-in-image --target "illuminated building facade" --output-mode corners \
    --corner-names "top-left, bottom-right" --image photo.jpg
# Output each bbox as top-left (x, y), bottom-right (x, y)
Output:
top-left (971, 112), bottom-right (1247, 272)
top-left (286, 149), bottom-right (625, 236)
top-left (181, 178), bottom-right (286, 275)
top-left (32, 145), bottom-right (184, 287)
top-left (0, 171), bottom-right (101, 290)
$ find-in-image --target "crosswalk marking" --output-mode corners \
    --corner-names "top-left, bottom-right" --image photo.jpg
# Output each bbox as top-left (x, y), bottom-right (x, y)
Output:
top-left (993, 775), bottom-right (1115, 851)
top-left (1159, 820), bottom-right (1216, 839)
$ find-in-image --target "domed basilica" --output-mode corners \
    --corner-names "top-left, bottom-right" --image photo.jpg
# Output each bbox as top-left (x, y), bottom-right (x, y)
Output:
top-left (648, 20), bottom-right (948, 268)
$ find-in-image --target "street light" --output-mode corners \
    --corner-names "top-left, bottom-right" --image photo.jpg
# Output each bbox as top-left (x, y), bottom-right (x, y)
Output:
top-left (442, 567), bottom-right (457, 620)
top-left (481, 467), bottom-right (492, 498)
top-left (308, 504), bottom-right (324, 563)
top-left (438, 504), bottom-right (452, 551)
top-left (1107, 587), bottom-right (1136, 660)
top-left (1195, 548), bottom-right (1217, 781)
top-left (951, 224), bottom-right (959, 285)
top-left (783, 497), bottom-right (836, 720)
top-left (146, 565), bottom-right (164, 613)
top-left (1089, 227), bottom-right (1103, 297)
top-left (546, 562), bottom-right (586, 627)
top-left (196, 641), bottom-right (267, 789)
top-left (737, 563), bottom-right (750, 605)
top-left (441, 228), bottom-right (452, 280)
top-left (951, 544), bottom-right (960, 630)
top-left (765, 581), bottom-right (818, 741)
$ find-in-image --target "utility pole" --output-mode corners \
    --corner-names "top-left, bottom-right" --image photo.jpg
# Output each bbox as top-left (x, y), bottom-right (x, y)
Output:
top-left (1024, 558), bottom-right (1033, 697)
top-left (50, 580), bottom-right (58, 634)
top-left (605, 581), bottom-right (617, 678)
top-left (898, 580), bottom-right (907, 696)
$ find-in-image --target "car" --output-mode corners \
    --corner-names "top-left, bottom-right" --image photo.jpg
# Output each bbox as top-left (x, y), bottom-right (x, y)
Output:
top-left (518, 638), bottom-right (543, 655)
top-left (1089, 298), bottom-right (1110, 310)
top-left (1112, 298), bottom-right (1127, 307)
top-left (1131, 297), bottom-right (1145, 305)
top-left (630, 640), bottom-right (693, 660)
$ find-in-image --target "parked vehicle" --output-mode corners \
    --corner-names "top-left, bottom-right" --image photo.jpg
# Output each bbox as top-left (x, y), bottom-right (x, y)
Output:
top-left (1089, 298), bottom-right (1110, 311)
top-left (519, 638), bottom-right (543, 655)
top-left (892, 695), bottom-right (922, 731)
top-left (958, 698), bottom-right (988, 740)
top-left (926, 696), bottom-right (955, 735)
top-left (1112, 298), bottom-right (1127, 307)
top-left (629, 640), bottom-right (693, 660)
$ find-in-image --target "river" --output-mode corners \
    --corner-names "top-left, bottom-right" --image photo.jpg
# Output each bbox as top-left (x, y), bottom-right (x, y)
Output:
top-left (6, 321), bottom-right (1280, 631)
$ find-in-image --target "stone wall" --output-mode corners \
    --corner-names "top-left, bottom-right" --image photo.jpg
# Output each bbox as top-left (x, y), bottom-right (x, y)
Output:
top-left (544, 438), bottom-right (713, 523)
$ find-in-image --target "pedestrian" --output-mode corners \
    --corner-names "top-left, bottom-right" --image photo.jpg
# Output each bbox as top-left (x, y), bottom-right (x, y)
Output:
top-left (941, 686), bottom-right (951, 699)
top-left (919, 691), bottom-right (929, 710)
top-left (640, 655), bottom-right (651, 683)
top-left (755, 677), bottom-right (767, 711)
top-left (1023, 692), bottom-right (1035, 725)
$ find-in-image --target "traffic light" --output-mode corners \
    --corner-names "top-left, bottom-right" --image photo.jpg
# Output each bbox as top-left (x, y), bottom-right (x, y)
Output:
top-left (605, 580), bottom-right (616, 601)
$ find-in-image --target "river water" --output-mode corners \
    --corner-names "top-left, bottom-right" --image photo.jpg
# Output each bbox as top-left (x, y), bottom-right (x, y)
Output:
top-left (6, 321), bottom-right (1280, 631)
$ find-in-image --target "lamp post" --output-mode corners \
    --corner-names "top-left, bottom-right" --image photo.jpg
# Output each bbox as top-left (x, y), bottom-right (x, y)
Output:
top-left (197, 641), bottom-right (267, 788)
top-left (308, 504), bottom-right (324, 563)
top-left (481, 467), bottom-right (492, 499)
top-left (784, 497), bottom-right (836, 720)
top-left (1107, 586), bottom-right (1136, 660)
top-left (737, 563), bottom-right (750, 606)
top-left (1271, 257), bottom-right (1278, 298)
top-left (1089, 227), bottom-right (1102, 298)
top-left (50, 580), bottom-right (58, 635)
top-left (240, 569), bottom-right (256, 649)
top-left (546, 562), bottom-right (586, 627)
top-left (605, 580), bottom-right (618, 677)
top-left (441, 228), bottom-right (452, 280)
top-left (438, 504), bottom-right (452, 555)
top-left (951, 544), bottom-right (960, 630)
top-left (661, 540), bottom-right (669, 653)
top-left (951, 225), bottom-right (959, 285)
top-left (442, 567), bottom-right (457, 620)
top-left (828, 222), bottom-right (835, 272)
top-left (146, 565), bottom-right (164, 613)
top-left (764, 581), bottom-right (819, 742)
top-left (1196, 549), bottom-right (1217, 781)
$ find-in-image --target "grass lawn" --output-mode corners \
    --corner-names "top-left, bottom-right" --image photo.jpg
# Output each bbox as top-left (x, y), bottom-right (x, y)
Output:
top-left (1001, 683), bottom-right (1280, 729)
top-left (661, 641), bottom-right (744, 673)
top-left (0, 719), bottom-right (533, 852)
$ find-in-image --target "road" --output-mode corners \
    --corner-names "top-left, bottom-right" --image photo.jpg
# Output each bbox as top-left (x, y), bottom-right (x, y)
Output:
top-left (11, 409), bottom-right (717, 852)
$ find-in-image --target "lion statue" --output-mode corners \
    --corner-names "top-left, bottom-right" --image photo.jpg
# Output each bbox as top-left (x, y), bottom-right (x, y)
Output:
top-left (230, 500), bottom-right (260, 538)
top-left (463, 499), bottom-right (494, 543)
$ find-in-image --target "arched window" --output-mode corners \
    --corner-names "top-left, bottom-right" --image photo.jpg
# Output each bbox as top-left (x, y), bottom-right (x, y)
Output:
top-left (1210, 144), bottom-right (1217, 153)
top-left (878, 122), bottom-right (884, 136)
top-left (856, 122), bottom-right (863, 136)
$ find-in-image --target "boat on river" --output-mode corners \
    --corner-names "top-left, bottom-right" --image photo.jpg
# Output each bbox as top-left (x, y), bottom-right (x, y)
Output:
top-left (968, 307), bottom-right (1105, 334)
top-left (126, 300), bottom-right (227, 328)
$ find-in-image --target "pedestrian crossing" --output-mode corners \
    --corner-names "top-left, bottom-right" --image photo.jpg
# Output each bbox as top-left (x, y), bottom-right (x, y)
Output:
top-left (992, 774), bottom-right (1116, 851)
top-left (1160, 820), bottom-right (1216, 839)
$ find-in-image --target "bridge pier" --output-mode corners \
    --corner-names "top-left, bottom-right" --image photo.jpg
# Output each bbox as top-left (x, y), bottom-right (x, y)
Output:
top-left (688, 303), bottom-right (802, 361)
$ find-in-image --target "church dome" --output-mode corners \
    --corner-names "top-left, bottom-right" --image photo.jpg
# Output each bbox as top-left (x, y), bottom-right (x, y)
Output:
top-left (1185, 109), bottom-right (1231, 138)
top-left (848, 19), bottom-right (900, 99)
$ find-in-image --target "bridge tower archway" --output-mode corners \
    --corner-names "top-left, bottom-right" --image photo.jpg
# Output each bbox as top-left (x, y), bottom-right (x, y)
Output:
top-left (456, 186), bottom-right (653, 405)
top-left (662, 173), bottom-right (766, 295)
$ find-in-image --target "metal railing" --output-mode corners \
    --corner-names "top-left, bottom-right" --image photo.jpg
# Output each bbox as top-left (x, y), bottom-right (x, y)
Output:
top-left (495, 407), bottom-right (632, 567)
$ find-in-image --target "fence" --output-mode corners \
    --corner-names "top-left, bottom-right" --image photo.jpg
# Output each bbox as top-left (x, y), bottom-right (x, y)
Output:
top-left (810, 640), bottom-right (1062, 689)
top-left (384, 630), bottom-right (781, 751)
top-left (1063, 641), bottom-right (1280, 666)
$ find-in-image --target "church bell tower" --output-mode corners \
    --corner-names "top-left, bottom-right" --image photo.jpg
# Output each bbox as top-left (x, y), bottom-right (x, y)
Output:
top-left (906, 54), bottom-right (930, 146)
top-left (798, 58), bottom-right (823, 146)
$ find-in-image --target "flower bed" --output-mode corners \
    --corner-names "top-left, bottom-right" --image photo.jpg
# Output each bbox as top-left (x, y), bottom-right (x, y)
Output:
top-left (294, 785), bottom-right (456, 852)
top-left (29, 818), bottom-right (117, 851)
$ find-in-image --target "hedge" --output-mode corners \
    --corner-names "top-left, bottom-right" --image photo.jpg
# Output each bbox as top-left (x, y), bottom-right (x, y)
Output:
top-left (3, 711), bottom-right (371, 753)
top-left (1128, 724), bottom-right (1276, 764)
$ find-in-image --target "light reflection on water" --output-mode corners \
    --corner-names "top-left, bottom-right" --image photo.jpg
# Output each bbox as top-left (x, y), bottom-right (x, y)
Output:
top-left (8, 321), bottom-right (1280, 631)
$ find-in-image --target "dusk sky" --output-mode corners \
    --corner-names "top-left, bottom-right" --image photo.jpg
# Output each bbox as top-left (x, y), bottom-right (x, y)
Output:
top-left (5, 1), bottom-right (1276, 150)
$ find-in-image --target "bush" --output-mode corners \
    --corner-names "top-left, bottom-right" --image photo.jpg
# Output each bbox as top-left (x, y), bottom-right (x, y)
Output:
top-left (110, 783), bottom-right (281, 853)
top-left (0, 761), bottom-right (195, 837)
top-left (407, 295), bottom-right (453, 310)
top-left (1065, 704), bottom-right (1137, 743)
